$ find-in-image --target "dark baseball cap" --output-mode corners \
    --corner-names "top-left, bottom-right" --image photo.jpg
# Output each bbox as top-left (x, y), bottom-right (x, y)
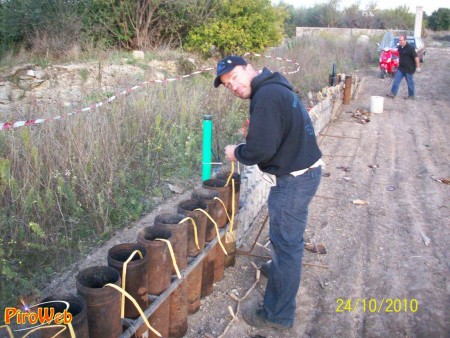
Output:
top-left (214, 56), bottom-right (248, 88)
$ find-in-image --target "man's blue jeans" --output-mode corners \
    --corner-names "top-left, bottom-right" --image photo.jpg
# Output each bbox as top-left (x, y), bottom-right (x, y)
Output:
top-left (391, 69), bottom-right (415, 97)
top-left (262, 166), bottom-right (322, 327)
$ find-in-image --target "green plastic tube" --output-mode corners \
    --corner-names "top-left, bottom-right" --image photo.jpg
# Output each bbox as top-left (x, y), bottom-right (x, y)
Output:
top-left (202, 115), bottom-right (213, 181)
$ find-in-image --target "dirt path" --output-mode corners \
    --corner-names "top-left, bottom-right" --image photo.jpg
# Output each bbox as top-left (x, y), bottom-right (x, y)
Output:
top-left (185, 46), bottom-right (450, 337)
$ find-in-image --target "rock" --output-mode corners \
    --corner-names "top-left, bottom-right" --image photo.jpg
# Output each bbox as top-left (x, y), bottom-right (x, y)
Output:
top-left (8, 64), bottom-right (34, 77)
top-left (26, 69), bottom-right (36, 77)
top-left (35, 69), bottom-right (47, 80)
top-left (20, 75), bottom-right (35, 81)
top-left (168, 183), bottom-right (183, 194)
top-left (30, 80), bottom-right (50, 91)
top-left (18, 80), bottom-right (32, 90)
top-left (10, 89), bottom-right (25, 101)
top-left (357, 35), bottom-right (370, 44)
top-left (0, 82), bottom-right (12, 101)
top-left (29, 80), bottom-right (45, 89)
top-left (352, 199), bottom-right (368, 205)
top-left (132, 51), bottom-right (145, 60)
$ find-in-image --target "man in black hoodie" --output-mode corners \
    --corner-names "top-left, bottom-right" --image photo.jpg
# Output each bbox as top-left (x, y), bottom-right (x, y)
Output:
top-left (215, 56), bottom-right (322, 330)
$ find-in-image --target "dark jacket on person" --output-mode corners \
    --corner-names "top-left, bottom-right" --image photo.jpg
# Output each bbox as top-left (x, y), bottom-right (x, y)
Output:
top-left (234, 68), bottom-right (322, 177)
top-left (398, 43), bottom-right (418, 74)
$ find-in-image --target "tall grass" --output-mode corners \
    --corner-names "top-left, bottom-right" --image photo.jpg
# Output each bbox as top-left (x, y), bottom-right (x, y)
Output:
top-left (0, 35), bottom-right (378, 310)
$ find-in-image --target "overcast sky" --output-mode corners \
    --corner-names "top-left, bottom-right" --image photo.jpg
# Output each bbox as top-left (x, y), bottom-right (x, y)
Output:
top-left (272, 0), bottom-right (448, 15)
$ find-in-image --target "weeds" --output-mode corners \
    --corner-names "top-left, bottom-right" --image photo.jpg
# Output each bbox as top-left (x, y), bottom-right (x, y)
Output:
top-left (0, 35), bottom-right (377, 312)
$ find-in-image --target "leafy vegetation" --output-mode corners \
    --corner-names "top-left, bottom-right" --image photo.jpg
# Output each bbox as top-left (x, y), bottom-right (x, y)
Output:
top-left (427, 8), bottom-right (450, 31)
top-left (279, 2), bottom-right (449, 37)
top-left (184, 0), bottom-right (286, 56)
top-left (2, 0), bottom-right (447, 60)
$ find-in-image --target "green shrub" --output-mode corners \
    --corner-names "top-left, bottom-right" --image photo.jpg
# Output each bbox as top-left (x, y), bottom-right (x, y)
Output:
top-left (184, 0), bottom-right (287, 56)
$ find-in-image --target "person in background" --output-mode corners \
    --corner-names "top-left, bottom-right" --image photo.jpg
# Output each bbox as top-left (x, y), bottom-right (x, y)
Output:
top-left (215, 55), bottom-right (322, 330)
top-left (387, 34), bottom-right (421, 100)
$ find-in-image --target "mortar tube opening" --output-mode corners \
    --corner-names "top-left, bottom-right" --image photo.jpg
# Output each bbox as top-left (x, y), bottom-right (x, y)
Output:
top-left (39, 294), bottom-right (84, 316)
top-left (154, 213), bottom-right (185, 225)
top-left (178, 199), bottom-right (207, 211)
top-left (191, 189), bottom-right (220, 201)
top-left (108, 244), bottom-right (147, 262)
top-left (76, 266), bottom-right (120, 288)
top-left (203, 178), bottom-right (227, 188)
top-left (139, 227), bottom-right (172, 241)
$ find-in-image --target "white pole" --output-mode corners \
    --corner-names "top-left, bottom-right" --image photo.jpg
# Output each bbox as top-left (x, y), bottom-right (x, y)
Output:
top-left (414, 6), bottom-right (423, 37)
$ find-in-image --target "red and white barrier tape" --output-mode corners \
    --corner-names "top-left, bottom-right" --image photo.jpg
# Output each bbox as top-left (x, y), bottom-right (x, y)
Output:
top-left (244, 52), bottom-right (301, 74)
top-left (0, 67), bottom-right (215, 131)
top-left (1, 53), bottom-right (302, 131)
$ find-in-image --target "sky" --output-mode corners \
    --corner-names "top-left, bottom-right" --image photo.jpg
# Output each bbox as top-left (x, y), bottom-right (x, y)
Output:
top-left (272, 0), bottom-right (448, 15)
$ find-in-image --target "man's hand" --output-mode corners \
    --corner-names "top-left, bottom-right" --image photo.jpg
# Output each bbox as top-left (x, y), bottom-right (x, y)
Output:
top-left (416, 67), bottom-right (422, 73)
top-left (225, 145), bottom-right (238, 162)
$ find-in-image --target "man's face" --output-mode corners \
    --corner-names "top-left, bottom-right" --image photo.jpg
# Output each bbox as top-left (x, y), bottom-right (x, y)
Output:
top-left (220, 65), bottom-right (253, 99)
top-left (398, 36), bottom-right (407, 47)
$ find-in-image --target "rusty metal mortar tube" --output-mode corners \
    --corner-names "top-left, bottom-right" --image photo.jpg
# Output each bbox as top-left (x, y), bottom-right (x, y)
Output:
top-left (76, 266), bottom-right (122, 338)
top-left (177, 199), bottom-right (208, 314)
top-left (216, 172), bottom-right (241, 215)
top-left (177, 199), bottom-right (208, 256)
top-left (202, 178), bottom-right (229, 228)
top-left (107, 243), bottom-right (149, 320)
top-left (191, 188), bottom-right (220, 297)
top-left (153, 213), bottom-right (188, 272)
top-left (191, 188), bottom-right (220, 242)
top-left (39, 293), bottom-right (89, 338)
top-left (119, 223), bottom-right (230, 338)
top-left (216, 172), bottom-right (241, 267)
top-left (200, 179), bottom-right (229, 284)
top-left (153, 213), bottom-right (188, 338)
top-left (136, 227), bottom-right (172, 338)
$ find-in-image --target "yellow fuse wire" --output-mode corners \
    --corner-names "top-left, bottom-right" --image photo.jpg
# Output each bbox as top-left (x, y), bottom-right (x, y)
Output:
top-left (121, 250), bottom-right (143, 318)
top-left (213, 197), bottom-right (231, 224)
top-left (225, 161), bottom-right (235, 186)
top-left (104, 284), bottom-right (162, 337)
top-left (179, 217), bottom-right (199, 249)
top-left (194, 208), bottom-right (228, 255)
top-left (155, 239), bottom-right (182, 279)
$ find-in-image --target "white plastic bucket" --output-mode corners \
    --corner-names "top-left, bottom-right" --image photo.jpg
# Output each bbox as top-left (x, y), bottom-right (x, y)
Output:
top-left (370, 96), bottom-right (384, 114)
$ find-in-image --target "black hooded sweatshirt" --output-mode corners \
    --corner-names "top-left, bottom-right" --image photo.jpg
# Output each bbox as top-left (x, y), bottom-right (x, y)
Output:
top-left (234, 68), bottom-right (322, 177)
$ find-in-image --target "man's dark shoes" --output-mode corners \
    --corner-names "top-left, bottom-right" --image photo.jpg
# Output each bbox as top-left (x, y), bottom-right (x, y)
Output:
top-left (242, 307), bottom-right (291, 330)
top-left (386, 93), bottom-right (396, 98)
top-left (404, 96), bottom-right (415, 100)
top-left (259, 261), bottom-right (271, 278)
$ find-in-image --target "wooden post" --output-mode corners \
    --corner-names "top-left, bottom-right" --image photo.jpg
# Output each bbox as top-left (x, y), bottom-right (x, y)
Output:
top-left (343, 75), bottom-right (352, 104)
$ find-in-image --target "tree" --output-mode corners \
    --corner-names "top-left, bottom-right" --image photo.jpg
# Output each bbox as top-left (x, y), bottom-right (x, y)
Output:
top-left (0, 0), bottom-right (81, 55)
top-left (184, 0), bottom-right (287, 56)
top-left (341, 4), bottom-right (363, 28)
top-left (376, 6), bottom-right (415, 30)
top-left (428, 8), bottom-right (450, 31)
top-left (80, 0), bottom-right (219, 50)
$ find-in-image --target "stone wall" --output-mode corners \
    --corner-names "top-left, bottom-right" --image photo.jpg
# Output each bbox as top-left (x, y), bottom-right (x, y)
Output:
top-left (296, 27), bottom-right (404, 39)
top-left (0, 61), bottom-right (174, 114)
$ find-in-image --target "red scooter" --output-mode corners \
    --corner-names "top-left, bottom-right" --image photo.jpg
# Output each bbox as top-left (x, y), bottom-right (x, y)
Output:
top-left (379, 47), bottom-right (399, 78)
